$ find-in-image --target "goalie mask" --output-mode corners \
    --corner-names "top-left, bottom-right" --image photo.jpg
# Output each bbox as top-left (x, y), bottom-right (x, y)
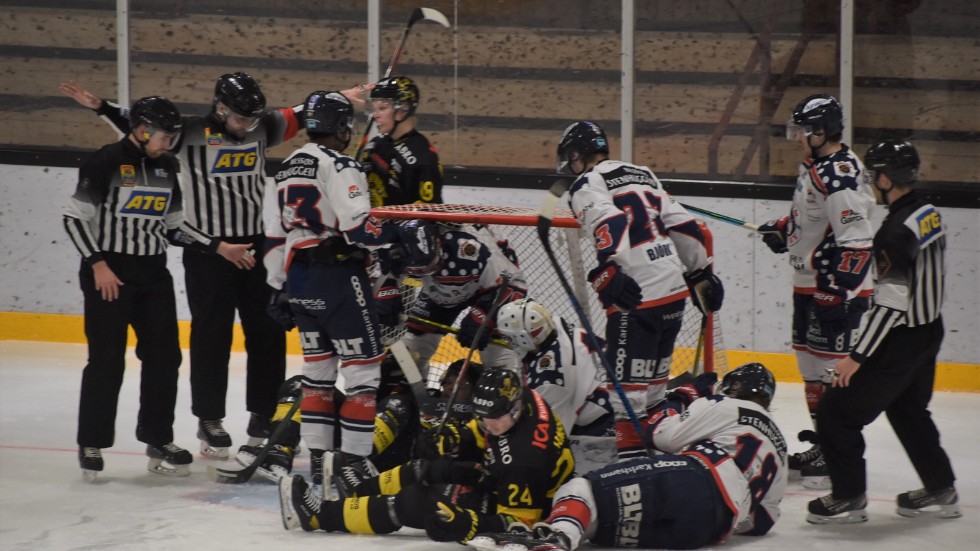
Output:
top-left (495, 299), bottom-right (556, 357)
top-left (718, 362), bottom-right (776, 409)
top-left (398, 219), bottom-right (443, 276)
top-left (557, 121), bottom-right (609, 175)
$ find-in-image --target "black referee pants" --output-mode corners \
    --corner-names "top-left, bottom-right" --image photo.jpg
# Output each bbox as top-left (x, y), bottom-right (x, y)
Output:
top-left (77, 253), bottom-right (182, 448)
top-left (817, 318), bottom-right (956, 500)
top-left (183, 235), bottom-right (286, 421)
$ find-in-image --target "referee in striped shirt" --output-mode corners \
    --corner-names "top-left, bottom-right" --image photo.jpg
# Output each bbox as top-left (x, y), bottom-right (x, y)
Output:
top-left (64, 96), bottom-right (255, 474)
top-left (808, 140), bottom-right (959, 522)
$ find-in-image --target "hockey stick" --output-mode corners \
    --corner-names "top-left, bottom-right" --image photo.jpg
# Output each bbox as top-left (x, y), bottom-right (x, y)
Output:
top-left (353, 7), bottom-right (451, 159)
top-left (435, 276), bottom-right (511, 432)
top-left (691, 313), bottom-right (708, 377)
top-left (680, 202), bottom-right (762, 233)
top-left (538, 180), bottom-right (652, 454)
top-left (407, 315), bottom-right (513, 349)
top-left (389, 340), bottom-right (472, 419)
top-left (207, 396), bottom-right (303, 484)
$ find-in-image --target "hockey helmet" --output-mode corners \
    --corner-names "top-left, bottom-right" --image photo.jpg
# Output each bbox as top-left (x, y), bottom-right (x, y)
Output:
top-left (864, 140), bottom-right (920, 186)
top-left (397, 219), bottom-right (443, 276)
top-left (213, 72), bottom-right (266, 117)
top-left (371, 76), bottom-right (420, 116)
top-left (471, 367), bottom-right (523, 419)
top-left (303, 90), bottom-right (355, 140)
top-left (557, 121), bottom-right (609, 174)
top-left (788, 93), bottom-right (844, 140)
top-left (128, 96), bottom-right (182, 135)
top-left (718, 362), bottom-right (776, 409)
top-left (495, 299), bottom-right (556, 356)
top-left (439, 359), bottom-right (484, 397)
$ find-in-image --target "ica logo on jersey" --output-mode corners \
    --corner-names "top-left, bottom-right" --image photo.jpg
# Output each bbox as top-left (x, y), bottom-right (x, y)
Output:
top-left (211, 146), bottom-right (258, 173)
top-left (119, 189), bottom-right (171, 217)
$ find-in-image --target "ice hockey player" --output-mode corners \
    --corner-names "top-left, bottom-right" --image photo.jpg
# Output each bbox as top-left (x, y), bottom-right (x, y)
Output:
top-left (373, 219), bottom-right (527, 374)
top-left (758, 94), bottom-right (875, 489)
top-left (278, 366), bottom-right (574, 545)
top-left (360, 75), bottom-right (443, 206)
top-left (556, 121), bottom-right (724, 461)
top-left (495, 299), bottom-right (615, 473)
top-left (233, 375), bottom-right (303, 481)
top-left (468, 362), bottom-right (787, 551)
top-left (264, 90), bottom-right (401, 497)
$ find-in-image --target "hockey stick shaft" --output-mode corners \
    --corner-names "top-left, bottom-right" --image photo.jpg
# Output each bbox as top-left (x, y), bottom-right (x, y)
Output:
top-left (538, 181), bottom-right (652, 454)
top-left (353, 7), bottom-right (450, 159)
top-left (407, 315), bottom-right (512, 349)
top-left (680, 202), bottom-right (761, 233)
top-left (389, 340), bottom-right (472, 419)
top-left (208, 395), bottom-right (303, 484)
top-left (437, 276), bottom-right (511, 431)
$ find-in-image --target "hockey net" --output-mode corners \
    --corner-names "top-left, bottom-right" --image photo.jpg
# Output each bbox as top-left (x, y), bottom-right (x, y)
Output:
top-left (373, 203), bottom-right (727, 385)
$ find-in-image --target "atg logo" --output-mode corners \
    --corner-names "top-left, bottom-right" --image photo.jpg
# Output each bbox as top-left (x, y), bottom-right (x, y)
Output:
top-left (120, 190), bottom-right (170, 216)
top-left (211, 146), bottom-right (258, 173)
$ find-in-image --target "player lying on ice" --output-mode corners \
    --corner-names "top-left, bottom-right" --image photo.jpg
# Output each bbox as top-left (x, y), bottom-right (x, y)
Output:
top-left (277, 366), bottom-right (575, 545)
top-left (468, 362), bottom-right (788, 551)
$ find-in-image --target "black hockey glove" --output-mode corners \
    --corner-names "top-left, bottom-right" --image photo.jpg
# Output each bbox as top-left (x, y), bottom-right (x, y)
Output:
top-left (266, 287), bottom-right (295, 330)
top-left (375, 246), bottom-right (405, 277)
top-left (425, 502), bottom-right (481, 543)
top-left (684, 266), bottom-right (724, 313)
top-left (813, 284), bottom-right (849, 335)
top-left (458, 305), bottom-right (493, 350)
top-left (587, 262), bottom-right (642, 311)
top-left (424, 457), bottom-right (488, 487)
top-left (417, 419), bottom-right (465, 459)
top-left (374, 278), bottom-right (403, 328)
top-left (758, 216), bottom-right (789, 254)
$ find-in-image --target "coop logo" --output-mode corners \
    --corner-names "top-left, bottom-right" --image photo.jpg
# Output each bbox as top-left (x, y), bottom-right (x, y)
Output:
top-left (211, 146), bottom-right (258, 173)
top-left (119, 189), bottom-right (170, 216)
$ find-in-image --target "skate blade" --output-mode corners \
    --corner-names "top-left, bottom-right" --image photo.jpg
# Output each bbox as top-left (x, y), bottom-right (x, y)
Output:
top-left (147, 458), bottom-right (191, 477)
top-left (278, 476), bottom-right (301, 530)
top-left (802, 476), bottom-right (832, 490)
top-left (235, 450), bottom-right (258, 467)
top-left (806, 510), bottom-right (868, 525)
top-left (897, 504), bottom-right (962, 519)
top-left (81, 469), bottom-right (100, 482)
top-left (466, 535), bottom-right (506, 550)
top-left (200, 441), bottom-right (230, 460)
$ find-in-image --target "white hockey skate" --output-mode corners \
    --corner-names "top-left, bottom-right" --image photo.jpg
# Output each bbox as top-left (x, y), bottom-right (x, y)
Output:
top-left (197, 419), bottom-right (232, 460)
top-left (235, 443), bottom-right (295, 482)
top-left (146, 443), bottom-right (193, 477)
top-left (278, 475), bottom-right (324, 531)
top-left (78, 447), bottom-right (104, 482)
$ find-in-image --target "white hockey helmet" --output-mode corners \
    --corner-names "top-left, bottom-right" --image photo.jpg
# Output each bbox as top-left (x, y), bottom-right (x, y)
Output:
top-left (495, 299), bottom-right (556, 356)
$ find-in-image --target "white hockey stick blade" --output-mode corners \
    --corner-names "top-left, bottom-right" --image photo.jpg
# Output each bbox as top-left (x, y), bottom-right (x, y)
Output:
top-left (419, 7), bottom-right (451, 27)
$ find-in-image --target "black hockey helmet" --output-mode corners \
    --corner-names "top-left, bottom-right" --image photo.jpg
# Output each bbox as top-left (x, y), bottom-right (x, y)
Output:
top-left (398, 219), bottom-right (443, 276)
top-left (303, 90), bottom-right (355, 138)
top-left (441, 359), bottom-right (484, 393)
top-left (371, 76), bottom-right (420, 116)
top-left (128, 96), bottom-right (182, 134)
top-left (718, 362), bottom-right (776, 409)
top-left (790, 93), bottom-right (844, 139)
top-left (864, 140), bottom-right (920, 186)
top-left (556, 121), bottom-right (609, 174)
top-left (471, 367), bottom-right (523, 419)
top-left (213, 72), bottom-right (266, 117)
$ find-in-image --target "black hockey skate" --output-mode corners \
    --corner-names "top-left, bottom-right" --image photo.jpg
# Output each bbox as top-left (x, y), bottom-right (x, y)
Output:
top-left (245, 412), bottom-right (271, 447)
top-left (146, 443), bottom-right (193, 476)
top-left (328, 450), bottom-right (378, 498)
top-left (800, 454), bottom-right (830, 490)
top-left (236, 443), bottom-right (294, 482)
top-left (78, 447), bottom-right (104, 482)
top-left (197, 419), bottom-right (232, 460)
top-left (788, 443), bottom-right (822, 470)
top-left (896, 487), bottom-right (961, 519)
top-left (278, 475), bottom-right (323, 531)
top-left (806, 493), bottom-right (868, 524)
top-left (469, 522), bottom-right (571, 551)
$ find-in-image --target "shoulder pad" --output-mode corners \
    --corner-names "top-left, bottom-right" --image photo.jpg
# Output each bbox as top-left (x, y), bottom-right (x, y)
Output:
top-left (813, 152), bottom-right (865, 193)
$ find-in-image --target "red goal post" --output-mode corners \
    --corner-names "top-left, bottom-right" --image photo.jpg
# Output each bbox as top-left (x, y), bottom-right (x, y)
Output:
top-left (372, 203), bottom-right (727, 379)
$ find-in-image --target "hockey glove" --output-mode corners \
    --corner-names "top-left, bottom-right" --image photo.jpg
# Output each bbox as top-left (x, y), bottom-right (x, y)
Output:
top-left (758, 216), bottom-right (789, 254)
top-left (266, 287), bottom-right (295, 330)
top-left (424, 457), bottom-right (488, 487)
top-left (374, 278), bottom-right (403, 328)
top-left (425, 502), bottom-right (481, 543)
top-left (666, 372), bottom-right (718, 406)
top-left (375, 247), bottom-right (405, 277)
top-left (684, 266), bottom-right (724, 313)
top-left (587, 262), bottom-right (642, 311)
top-left (458, 305), bottom-right (493, 350)
top-left (813, 284), bottom-right (849, 335)
top-left (417, 419), bottom-right (465, 459)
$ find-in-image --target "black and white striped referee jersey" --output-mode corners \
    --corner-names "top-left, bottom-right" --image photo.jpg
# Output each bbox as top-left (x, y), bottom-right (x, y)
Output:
top-left (850, 191), bottom-right (946, 362)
